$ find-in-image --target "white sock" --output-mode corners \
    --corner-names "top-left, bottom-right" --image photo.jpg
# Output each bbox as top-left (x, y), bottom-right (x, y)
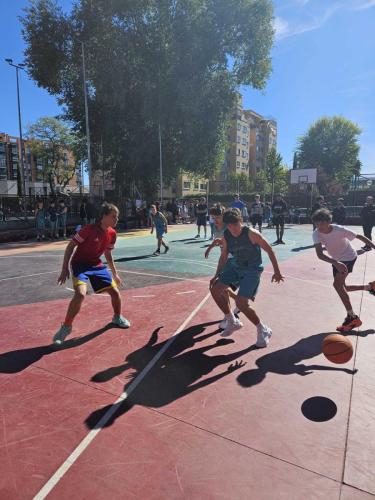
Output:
top-left (347, 309), bottom-right (355, 317)
top-left (256, 322), bottom-right (264, 331)
top-left (225, 311), bottom-right (235, 322)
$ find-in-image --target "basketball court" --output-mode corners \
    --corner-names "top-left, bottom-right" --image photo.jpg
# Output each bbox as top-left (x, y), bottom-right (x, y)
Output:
top-left (0, 223), bottom-right (374, 499)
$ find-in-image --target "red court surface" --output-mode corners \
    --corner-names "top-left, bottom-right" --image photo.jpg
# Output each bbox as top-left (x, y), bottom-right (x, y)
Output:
top-left (1, 244), bottom-right (375, 499)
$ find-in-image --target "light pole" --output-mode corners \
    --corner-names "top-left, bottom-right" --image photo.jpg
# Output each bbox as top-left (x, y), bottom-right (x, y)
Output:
top-left (5, 58), bottom-right (27, 218)
top-left (81, 42), bottom-right (92, 198)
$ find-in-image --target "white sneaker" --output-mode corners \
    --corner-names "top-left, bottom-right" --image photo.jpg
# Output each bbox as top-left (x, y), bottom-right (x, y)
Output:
top-left (220, 318), bottom-right (243, 337)
top-left (256, 324), bottom-right (272, 348)
top-left (219, 318), bottom-right (227, 329)
top-left (233, 307), bottom-right (240, 317)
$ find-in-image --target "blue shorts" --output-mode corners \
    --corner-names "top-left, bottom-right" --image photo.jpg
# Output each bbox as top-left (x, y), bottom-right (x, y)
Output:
top-left (218, 259), bottom-right (263, 299)
top-left (155, 227), bottom-right (165, 238)
top-left (71, 263), bottom-right (116, 293)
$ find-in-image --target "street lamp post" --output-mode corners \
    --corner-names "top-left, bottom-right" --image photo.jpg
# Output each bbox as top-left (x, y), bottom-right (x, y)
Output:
top-left (81, 42), bottom-right (92, 199)
top-left (5, 58), bottom-right (27, 219)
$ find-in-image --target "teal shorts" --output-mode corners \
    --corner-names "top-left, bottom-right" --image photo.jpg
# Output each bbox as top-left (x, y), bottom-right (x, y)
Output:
top-left (219, 259), bottom-right (263, 299)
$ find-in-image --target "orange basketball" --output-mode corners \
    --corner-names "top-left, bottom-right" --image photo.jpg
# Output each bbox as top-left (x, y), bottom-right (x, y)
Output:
top-left (322, 334), bottom-right (353, 364)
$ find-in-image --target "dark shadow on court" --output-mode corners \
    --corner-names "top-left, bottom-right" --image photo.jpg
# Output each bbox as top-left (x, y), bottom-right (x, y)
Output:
top-left (169, 238), bottom-right (198, 242)
top-left (236, 329), bottom-right (374, 389)
top-left (291, 244), bottom-right (315, 252)
top-left (0, 325), bottom-right (113, 373)
top-left (86, 322), bottom-right (256, 429)
top-left (114, 254), bottom-right (155, 262)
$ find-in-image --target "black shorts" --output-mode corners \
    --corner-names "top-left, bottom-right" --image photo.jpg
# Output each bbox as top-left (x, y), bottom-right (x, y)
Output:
top-left (332, 258), bottom-right (357, 277)
top-left (273, 215), bottom-right (285, 227)
top-left (251, 215), bottom-right (262, 226)
top-left (197, 215), bottom-right (207, 226)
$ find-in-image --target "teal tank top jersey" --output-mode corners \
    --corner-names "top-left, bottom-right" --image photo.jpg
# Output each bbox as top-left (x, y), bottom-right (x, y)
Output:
top-left (224, 226), bottom-right (263, 270)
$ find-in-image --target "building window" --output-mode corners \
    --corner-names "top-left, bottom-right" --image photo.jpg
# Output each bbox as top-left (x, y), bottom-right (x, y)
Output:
top-left (237, 123), bottom-right (241, 131)
top-left (237, 135), bottom-right (240, 143)
top-left (237, 148), bottom-right (240, 156)
top-left (183, 182), bottom-right (191, 190)
top-left (194, 182), bottom-right (199, 189)
top-left (200, 183), bottom-right (207, 190)
top-left (242, 126), bottom-right (248, 134)
top-left (236, 161), bottom-right (240, 167)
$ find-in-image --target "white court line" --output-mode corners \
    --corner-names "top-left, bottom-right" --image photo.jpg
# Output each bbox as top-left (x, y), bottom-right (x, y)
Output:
top-left (0, 253), bottom-right (61, 258)
top-left (33, 291), bottom-right (211, 500)
top-left (65, 287), bottom-right (75, 292)
top-left (176, 290), bottom-right (196, 295)
top-left (0, 271), bottom-right (56, 282)
top-left (118, 269), bottom-right (209, 284)
top-left (132, 294), bottom-right (155, 298)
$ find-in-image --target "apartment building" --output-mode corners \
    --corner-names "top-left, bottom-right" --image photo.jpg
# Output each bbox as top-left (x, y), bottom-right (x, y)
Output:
top-left (163, 172), bottom-right (208, 199)
top-left (212, 94), bottom-right (277, 192)
top-left (0, 132), bottom-right (79, 196)
top-left (244, 109), bottom-right (277, 178)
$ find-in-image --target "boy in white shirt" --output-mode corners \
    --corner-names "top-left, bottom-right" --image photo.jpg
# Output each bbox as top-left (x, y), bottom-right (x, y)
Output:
top-left (312, 209), bottom-right (375, 332)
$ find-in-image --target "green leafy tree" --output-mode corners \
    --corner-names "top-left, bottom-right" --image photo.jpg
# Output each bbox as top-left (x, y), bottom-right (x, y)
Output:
top-left (292, 152), bottom-right (298, 170)
top-left (27, 117), bottom-right (79, 195)
top-left (227, 172), bottom-right (254, 194)
top-left (21, 0), bottom-right (274, 199)
top-left (297, 116), bottom-right (361, 195)
top-left (265, 148), bottom-right (283, 201)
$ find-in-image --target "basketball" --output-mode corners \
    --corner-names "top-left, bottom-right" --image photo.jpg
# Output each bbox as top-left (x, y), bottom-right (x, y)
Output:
top-left (322, 334), bottom-right (353, 364)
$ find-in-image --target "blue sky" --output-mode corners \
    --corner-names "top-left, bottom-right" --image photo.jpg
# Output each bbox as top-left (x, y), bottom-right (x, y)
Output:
top-left (0, 0), bottom-right (374, 174)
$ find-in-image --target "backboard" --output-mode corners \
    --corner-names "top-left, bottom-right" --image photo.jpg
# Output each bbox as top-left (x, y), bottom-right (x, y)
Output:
top-left (290, 168), bottom-right (317, 185)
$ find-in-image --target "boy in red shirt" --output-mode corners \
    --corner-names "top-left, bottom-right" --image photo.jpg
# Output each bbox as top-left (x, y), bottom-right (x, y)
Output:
top-left (53, 202), bottom-right (130, 344)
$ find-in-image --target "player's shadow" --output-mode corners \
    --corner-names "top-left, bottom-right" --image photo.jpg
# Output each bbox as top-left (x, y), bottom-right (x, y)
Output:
top-left (236, 329), bottom-right (375, 388)
top-left (169, 238), bottom-right (198, 242)
top-left (291, 244), bottom-right (315, 252)
top-left (0, 325), bottom-right (113, 373)
top-left (114, 254), bottom-right (155, 262)
top-left (86, 322), bottom-right (257, 429)
top-left (184, 240), bottom-right (208, 244)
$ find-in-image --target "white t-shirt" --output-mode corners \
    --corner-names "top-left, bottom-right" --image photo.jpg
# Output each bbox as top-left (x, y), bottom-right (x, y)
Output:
top-left (312, 225), bottom-right (357, 261)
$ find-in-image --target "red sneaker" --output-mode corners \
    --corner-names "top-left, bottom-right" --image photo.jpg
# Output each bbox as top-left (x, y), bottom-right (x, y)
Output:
top-left (336, 315), bottom-right (362, 332)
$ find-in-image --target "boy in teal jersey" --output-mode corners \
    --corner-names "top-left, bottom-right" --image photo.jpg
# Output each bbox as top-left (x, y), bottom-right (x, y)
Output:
top-left (210, 208), bottom-right (284, 347)
top-left (150, 204), bottom-right (169, 255)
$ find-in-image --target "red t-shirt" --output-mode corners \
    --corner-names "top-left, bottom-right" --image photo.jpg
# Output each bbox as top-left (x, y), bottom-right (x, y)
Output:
top-left (71, 224), bottom-right (116, 266)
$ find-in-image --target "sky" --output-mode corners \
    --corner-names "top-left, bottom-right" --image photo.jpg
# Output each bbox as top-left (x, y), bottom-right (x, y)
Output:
top-left (0, 0), bottom-right (374, 174)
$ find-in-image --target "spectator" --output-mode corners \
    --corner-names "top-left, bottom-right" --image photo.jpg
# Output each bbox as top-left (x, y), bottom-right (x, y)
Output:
top-left (195, 196), bottom-right (208, 238)
top-left (332, 198), bottom-right (346, 225)
top-left (271, 194), bottom-right (288, 244)
top-left (230, 194), bottom-right (246, 211)
top-left (79, 197), bottom-right (89, 226)
top-left (85, 199), bottom-right (96, 223)
top-left (171, 198), bottom-right (179, 224)
top-left (264, 202), bottom-right (272, 227)
top-left (48, 200), bottom-right (59, 239)
top-left (35, 200), bottom-right (46, 241)
top-left (312, 196), bottom-right (326, 229)
top-left (57, 199), bottom-right (68, 239)
top-left (360, 196), bottom-right (375, 251)
top-left (250, 194), bottom-right (264, 232)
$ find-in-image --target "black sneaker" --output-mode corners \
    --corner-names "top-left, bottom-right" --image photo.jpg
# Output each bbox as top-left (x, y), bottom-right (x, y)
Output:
top-left (279, 240), bottom-right (285, 244)
top-left (153, 249), bottom-right (160, 256)
top-left (164, 246), bottom-right (169, 254)
top-left (336, 315), bottom-right (362, 332)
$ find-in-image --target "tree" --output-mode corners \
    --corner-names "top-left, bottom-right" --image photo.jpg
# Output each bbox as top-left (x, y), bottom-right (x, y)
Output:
top-left (227, 172), bottom-right (254, 194)
top-left (21, 0), bottom-right (274, 199)
top-left (292, 152), bottom-right (298, 170)
top-left (297, 116), bottom-right (361, 195)
top-left (265, 148), bottom-right (283, 201)
top-left (27, 117), bottom-right (79, 195)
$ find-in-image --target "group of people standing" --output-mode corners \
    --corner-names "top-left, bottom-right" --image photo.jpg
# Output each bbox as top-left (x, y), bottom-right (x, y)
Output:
top-left (35, 198), bottom-right (68, 241)
top-left (193, 194), bottom-right (289, 245)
